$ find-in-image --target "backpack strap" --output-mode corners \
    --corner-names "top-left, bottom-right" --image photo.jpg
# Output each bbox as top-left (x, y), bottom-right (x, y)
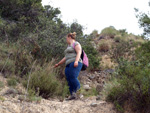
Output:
top-left (72, 42), bottom-right (75, 49)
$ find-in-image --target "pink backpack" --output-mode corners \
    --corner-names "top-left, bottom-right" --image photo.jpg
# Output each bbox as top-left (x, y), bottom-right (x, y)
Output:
top-left (73, 43), bottom-right (89, 71)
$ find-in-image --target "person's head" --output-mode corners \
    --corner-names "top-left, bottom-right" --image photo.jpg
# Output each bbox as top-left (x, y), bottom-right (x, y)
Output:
top-left (66, 32), bottom-right (76, 44)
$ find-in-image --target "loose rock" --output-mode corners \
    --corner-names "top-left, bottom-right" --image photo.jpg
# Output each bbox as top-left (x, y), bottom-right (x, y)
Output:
top-left (90, 102), bottom-right (97, 107)
top-left (3, 88), bottom-right (18, 95)
top-left (83, 85), bottom-right (91, 90)
top-left (96, 84), bottom-right (103, 92)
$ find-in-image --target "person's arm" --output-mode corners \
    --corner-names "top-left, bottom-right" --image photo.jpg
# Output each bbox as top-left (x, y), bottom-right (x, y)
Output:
top-left (54, 57), bottom-right (66, 68)
top-left (74, 44), bottom-right (82, 67)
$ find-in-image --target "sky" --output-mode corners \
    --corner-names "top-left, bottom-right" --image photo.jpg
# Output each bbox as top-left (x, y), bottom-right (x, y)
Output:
top-left (42, 0), bottom-right (150, 35)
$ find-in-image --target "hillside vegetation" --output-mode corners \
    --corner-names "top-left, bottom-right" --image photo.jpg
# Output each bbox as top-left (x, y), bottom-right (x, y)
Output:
top-left (0, 0), bottom-right (150, 113)
top-left (87, 25), bottom-right (150, 112)
top-left (93, 27), bottom-right (149, 112)
top-left (0, 0), bottom-right (100, 100)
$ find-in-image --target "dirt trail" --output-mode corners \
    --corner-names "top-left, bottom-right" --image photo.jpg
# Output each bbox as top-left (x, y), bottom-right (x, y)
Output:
top-left (0, 94), bottom-right (116, 113)
top-left (0, 71), bottom-right (116, 113)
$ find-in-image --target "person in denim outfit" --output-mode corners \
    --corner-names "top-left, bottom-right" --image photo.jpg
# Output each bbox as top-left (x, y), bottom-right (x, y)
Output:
top-left (55, 32), bottom-right (83, 100)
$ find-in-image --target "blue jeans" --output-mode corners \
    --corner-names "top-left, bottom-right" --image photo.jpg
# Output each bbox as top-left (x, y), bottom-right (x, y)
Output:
top-left (65, 62), bottom-right (83, 95)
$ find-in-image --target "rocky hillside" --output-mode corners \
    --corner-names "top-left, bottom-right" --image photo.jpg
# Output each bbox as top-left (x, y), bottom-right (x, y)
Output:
top-left (89, 27), bottom-right (145, 71)
top-left (0, 70), bottom-right (117, 113)
top-left (0, 27), bottom-right (146, 113)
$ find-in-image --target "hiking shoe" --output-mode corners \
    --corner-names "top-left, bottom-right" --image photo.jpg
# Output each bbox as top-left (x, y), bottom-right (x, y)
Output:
top-left (65, 92), bottom-right (77, 101)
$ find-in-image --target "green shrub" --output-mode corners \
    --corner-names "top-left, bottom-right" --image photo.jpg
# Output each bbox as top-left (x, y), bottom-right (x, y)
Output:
top-left (119, 29), bottom-right (128, 37)
top-left (0, 81), bottom-right (4, 88)
top-left (27, 89), bottom-right (42, 102)
top-left (79, 85), bottom-right (99, 97)
top-left (14, 49), bottom-right (33, 77)
top-left (98, 43), bottom-right (110, 52)
top-left (114, 35), bottom-right (122, 42)
top-left (83, 44), bottom-right (100, 70)
top-left (87, 30), bottom-right (99, 39)
top-left (25, 62), bottom-right (69, 99)
top-left (110, 40), bottom-right (135, 63)
top-left (61, 82), bottom-right (69, 99)
top-left (101, 26), bottom-right (118, 38)
top-left (0, 96), bottom-right (5, 101)
top-left (104, 58), bottom-right (150, 112)
top-left (7, 77), bottom-right (17, 87)
top-left (114, 101), bottom-right (124, 113)
top-left (0, 59), bottom-right (15, 74)
top-left (135, 41), bottom-right (150, 66)
top-left (102, 77), bottom-right (120, 99)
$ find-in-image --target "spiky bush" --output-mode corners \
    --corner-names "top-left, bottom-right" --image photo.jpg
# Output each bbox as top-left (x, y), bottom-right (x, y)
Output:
top-left (101, 26), bottom-right (118, 38)
top-left (25, 61), bottom-right (69, 99)
top-left (104, 41), bottom-right (150, 112)
top-left (114, 35), bottom-right (122, 42)
top-left (110, 40), bottom-right (135, 63)
top-left (7, 77), bottom-right (17, 87)
top-left (98, 42), bottom-right (110, 52)
top-left (105, 60), bottom-right (150, 112)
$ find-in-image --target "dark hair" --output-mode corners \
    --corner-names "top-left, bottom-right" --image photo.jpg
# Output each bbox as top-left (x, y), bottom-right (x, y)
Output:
top-left (67, 32), bottom-right (76, 39)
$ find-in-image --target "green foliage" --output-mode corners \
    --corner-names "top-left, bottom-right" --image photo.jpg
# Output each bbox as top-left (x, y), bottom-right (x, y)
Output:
top-left (135, 2), bottom-right (150, 38)
top-left (135, 41), bottom-right (150, 66)
top-left (83, 44), bottom-right (100, 70)
top-left (0, 96), bottom-right (5, 102)
top-left (0, 1), bottom-right (98, 71)
top-left (0, 2), bottom-right (65, 43)
top-left (114, 35), bottom-right (122, 42)
top-left (14, 49), bottom-right (33, 77)
top-left (0, 0), bottom-right (101, 101)
top-left (44, 5), bottom-right (61, 20)
top-left (98, 42), bottom-right (110, 52)
top-left (114, 101), bottom-right (124, 113)
top-left (105, 47), bottom-right (150, 113)
top-left (0, 0), bottom-right (43, 40)
top-left (27, 89), bottom-right (42, 102)
top-left (79, 85), bottom-right (99, 97)
top-left (0, 81), bottom-right (4, 88)
top-left (7, 77), bottom-right (17, 87)
top-left (101, 26), bottom-right (118, 38)
top-left (118, 29), bottom-right (128, 37)
top-left (87, 30), bottom-right (99, 40)
top-left (0, 58), bottom-right (15, 75)
top-left (138, 14), bottom-right (150, 36)
top-left (104, 41), bottom-right (150, 112)
top-left (0, 42), bottom-right (33, 77)
top-left (110, 40), bottom-right (135, 63)
top-left (61, 82), bottom-right (69, 99)
top-left (0, 0), bottom-right (43, 21)
top-left (29, 16), bottom-right (69, 60)
top-left (70, 22), bottom-right (83, 36)
top-left (25, 62), bottom-right (69, 99)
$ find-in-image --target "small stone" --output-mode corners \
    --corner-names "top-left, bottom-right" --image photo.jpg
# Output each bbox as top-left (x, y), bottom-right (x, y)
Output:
top-left (18, 95), bottom-right (25, 101)
top-left (96, 84), bottom-right (103, 92)
top-left (3, 88), bottom-right (18, 95)
top-left (94, 71), bottom-right (98, 74)
top-left (96, 96), bottom-right (101, 100)
top-left (90, 103), bottom-right (97, 107)
top-left (79, 94), bottom-right (84, 99)
top-left (87, 79), bottom-right (91, 82)
top-left (89, 76), bottom-right (95, 80)
top-left (104, 69), bottom-right (115, 74)
top-left (83, 85), bottom-right (91, 90)
top-left (86, 81), bottom-right (91, 85)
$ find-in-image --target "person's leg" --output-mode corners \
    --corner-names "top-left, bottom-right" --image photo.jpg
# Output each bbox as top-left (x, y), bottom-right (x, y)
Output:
top-left (69, 62), bottom-right (83, 93)
top-left (65, 64), bottom-right (74, 95)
